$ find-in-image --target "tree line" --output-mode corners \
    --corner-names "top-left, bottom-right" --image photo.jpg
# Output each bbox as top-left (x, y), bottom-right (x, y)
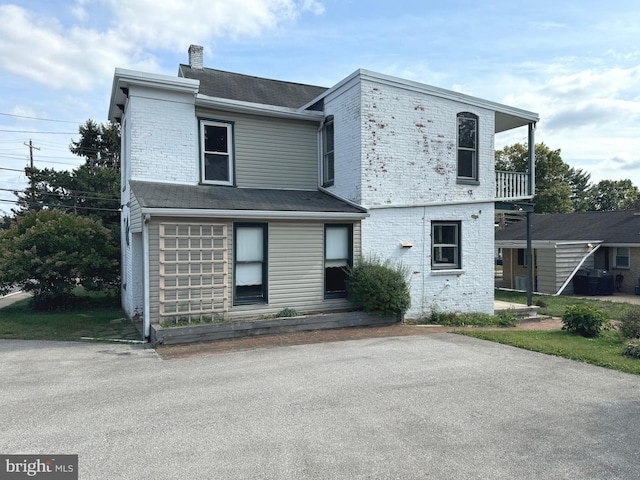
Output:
top-left (496, 143), bottom-right (640, 213)
top-left (0, 120), bottom-right (121, 309)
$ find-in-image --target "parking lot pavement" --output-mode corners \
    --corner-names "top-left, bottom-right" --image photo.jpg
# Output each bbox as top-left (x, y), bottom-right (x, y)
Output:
top-left (1, 335), bottom-right (640, 479)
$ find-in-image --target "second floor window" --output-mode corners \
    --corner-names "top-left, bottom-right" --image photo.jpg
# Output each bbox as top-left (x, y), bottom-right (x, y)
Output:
top-left (322, 116), bottom-right (334, 187)
top-left (201, 120), bottom-right (233, 185)
top-left (457, 112), bottom-right (478, 182)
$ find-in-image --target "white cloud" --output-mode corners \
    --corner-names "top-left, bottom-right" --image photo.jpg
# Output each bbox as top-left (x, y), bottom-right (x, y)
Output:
top-left (104, 0), bottom-right (324, 50)
top-left (0, 5), bottom-right (141, 90)
top-left (0, 1), bottom-right (325, 90)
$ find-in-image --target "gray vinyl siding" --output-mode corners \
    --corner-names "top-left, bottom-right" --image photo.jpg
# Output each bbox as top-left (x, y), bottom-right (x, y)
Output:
top-left (195, 108), bottom-right (319, 190)
top-left (556, 243), bottom-right (593, 294)
top-left (129, 192), bottom-right (142, 233)
top-left (534, 248), bottom-right (556, 294)
top-left (230, 220), bottom-right (355, 318)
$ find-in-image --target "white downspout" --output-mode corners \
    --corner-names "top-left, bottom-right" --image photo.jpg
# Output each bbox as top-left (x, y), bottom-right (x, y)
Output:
top-left (555, 243), bottom-right (601, 296)
top-left (142, 214), bottom-right (151, 339)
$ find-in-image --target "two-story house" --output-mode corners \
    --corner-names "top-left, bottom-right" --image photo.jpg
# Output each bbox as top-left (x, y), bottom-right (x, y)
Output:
top-left (109, 45), bottom-right (538, 339)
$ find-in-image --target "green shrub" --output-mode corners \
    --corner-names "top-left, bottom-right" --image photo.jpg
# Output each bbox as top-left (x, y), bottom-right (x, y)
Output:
top-left (425, 310), bottom-right (516, 327)
top-left (347, 257), bottom-right (410, 319)
top-left (275, 307), bottom-right (299, 318)
top-left (619, 307), bottom-right (640, 339)
top-left (622, 339), bottom-right (640, 359)
top-left (561, 304), bottom-right (611, 338)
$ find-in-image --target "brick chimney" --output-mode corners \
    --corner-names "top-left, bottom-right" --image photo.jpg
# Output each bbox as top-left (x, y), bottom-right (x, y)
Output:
top-left (188, 44), bottom-right (204, 70)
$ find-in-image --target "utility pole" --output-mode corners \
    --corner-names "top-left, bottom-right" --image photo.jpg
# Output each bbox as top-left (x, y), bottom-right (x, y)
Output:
top-left (24, 139), bottom-right (40, 204)
top-left (24, 139), bottom-right (40, 172)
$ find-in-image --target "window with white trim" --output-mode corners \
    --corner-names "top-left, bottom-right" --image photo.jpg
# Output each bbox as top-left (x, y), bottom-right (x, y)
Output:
top-left (234, 224), bottom-right (267, 304)
top-left (614, 247), bottom-right (629, 268)
top-left (325, 224), bottom-right (352, 297)
top-left (200, 120), bottom-right (233, 185)
top-left (457, 112), bottom-right (478, 181)
top-left (432, 221), bottom-right (461, 270)
top-left (322, 116), bottom-right (334, 187)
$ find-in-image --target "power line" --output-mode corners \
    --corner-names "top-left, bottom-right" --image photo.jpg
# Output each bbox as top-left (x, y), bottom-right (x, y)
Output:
top-left (0, 130), bottom-right (77, 134)
top-left (0, 198), bottom-right (121, 212)
top-left (0, 112), bottom-right (81, 124)
top-left (0, 187), bottom-right (120, 202)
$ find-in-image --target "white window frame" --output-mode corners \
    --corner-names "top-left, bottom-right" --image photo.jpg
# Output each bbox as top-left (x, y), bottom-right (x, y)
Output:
top-left (614, 247), bottom-right (630, 269)
top-left (457, 112), bottom-right (478, 182)
top-left (200, 119), bottom-right (234, 186)
top-left (432, 221), bottom-right (461, 270)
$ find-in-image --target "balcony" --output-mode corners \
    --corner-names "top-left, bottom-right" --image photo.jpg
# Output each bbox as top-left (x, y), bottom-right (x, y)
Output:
top-left (495, 171), bottom-right (532, 201)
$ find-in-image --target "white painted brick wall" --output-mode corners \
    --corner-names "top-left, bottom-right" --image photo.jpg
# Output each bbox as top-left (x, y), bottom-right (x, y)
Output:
top-left (324, 79), bottom-right (362, 203)
top-left (361, 203), bottom-right (495, 319)
top-left (326, 74), bottom-right (496, 207)
top-left (325, 72), bottom-right (498, 317)
top-left (358, 78), bottom-right (495, 207)
top-left (128, 86), bottom-right (198, 184)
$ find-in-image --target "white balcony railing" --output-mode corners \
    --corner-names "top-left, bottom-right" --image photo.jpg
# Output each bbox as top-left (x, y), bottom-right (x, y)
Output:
top-left (495, 171), bottom-right (531, 200)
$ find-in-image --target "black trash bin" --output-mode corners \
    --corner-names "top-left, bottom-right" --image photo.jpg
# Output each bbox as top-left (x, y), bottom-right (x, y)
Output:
top-left (572, 269), bottom-right (590, 295)
top-left (592, 269), bottom-right (614, 295)
top-left (576, 269), bottom-right (614, 296)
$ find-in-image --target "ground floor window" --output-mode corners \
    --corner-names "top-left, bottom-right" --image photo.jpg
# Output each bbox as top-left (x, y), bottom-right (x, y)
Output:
top-left (325, 224), bottom-right (353, 297)
top-left (614, 247), bottom-right (630, 268)
top-left (432, 221), bottom-right (461, 269)
top-left (234, 223), bottom-right (267, 304)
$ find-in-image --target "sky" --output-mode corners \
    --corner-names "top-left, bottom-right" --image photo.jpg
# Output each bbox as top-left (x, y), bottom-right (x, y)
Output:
top-left (1, 0), bottom-right (640, 216)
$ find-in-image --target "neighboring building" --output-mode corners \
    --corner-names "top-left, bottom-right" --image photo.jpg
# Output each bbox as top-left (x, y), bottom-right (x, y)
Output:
top-left (496, 210), bottom-right (640, 295)
top-left (109, 45), bottom-right (538, 338)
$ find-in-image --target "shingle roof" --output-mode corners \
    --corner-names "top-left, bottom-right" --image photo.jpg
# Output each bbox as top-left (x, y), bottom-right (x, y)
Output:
top-left (130, 181), bottom-right (365, 214)
top-left (496, 211), bottom-right (640, 244)
top-left (178, 65), bottom-right (328, 108)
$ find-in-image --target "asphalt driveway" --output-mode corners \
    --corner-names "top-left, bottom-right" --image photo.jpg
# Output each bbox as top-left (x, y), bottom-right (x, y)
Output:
top-left (1, 334), bottom-right (639, 479)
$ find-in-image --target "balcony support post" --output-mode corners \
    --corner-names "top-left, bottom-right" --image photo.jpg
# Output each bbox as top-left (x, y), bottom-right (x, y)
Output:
top-left (528, 122), bottom-right (536, 197)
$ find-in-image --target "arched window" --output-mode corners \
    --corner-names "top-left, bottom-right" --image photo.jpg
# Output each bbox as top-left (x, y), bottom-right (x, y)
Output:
top-left (457, 112), bottom-right (478, 181)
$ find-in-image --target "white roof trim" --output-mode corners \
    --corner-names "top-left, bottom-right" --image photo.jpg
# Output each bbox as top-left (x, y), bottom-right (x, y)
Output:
top-left (109, 68), bottom-right (199, 122)
top-left (141, 208), bottom-right (368, 220)
top-left (196, 94), bottom-right (324, 121)
top-left (302, 68), bottom-right (539, 131)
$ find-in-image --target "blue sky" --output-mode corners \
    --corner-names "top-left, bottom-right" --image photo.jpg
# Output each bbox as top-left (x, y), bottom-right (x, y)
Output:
top-left (1, 0), bottom-right (640, 215)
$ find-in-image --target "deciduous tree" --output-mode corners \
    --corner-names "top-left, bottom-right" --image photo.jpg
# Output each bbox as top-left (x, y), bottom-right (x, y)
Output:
top-left (0, 210), bottom-right (117, 309)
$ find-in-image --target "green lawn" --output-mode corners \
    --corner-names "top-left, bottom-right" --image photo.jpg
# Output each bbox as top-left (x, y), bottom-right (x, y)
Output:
top-left (0, 292), bottom-right (140, 342)
top-left (457, 329), bottom-right (640, 375)
top-left (457, 290), bottom-right (640, 375)
top-left (495, 289), bottom-right (633, 319)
